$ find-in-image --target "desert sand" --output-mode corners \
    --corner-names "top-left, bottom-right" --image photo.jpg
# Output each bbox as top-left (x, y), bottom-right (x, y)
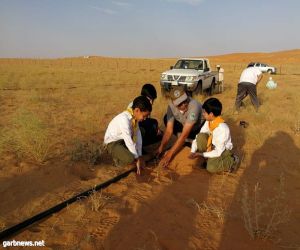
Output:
top-left (0, 50), bottom-right (299, 249)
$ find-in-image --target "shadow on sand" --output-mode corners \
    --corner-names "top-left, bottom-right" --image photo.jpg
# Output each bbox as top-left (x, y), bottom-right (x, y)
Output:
top-left (103, 147), bottom-right (211, 250)
top-left (218, 131), bottom-right (300, 249)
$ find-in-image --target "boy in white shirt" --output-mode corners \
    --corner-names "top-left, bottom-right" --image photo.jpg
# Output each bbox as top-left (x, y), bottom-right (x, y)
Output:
top-left (104, 96), bottom-right (152, 175)
top-left (189, 98), bottom-right (239, 173)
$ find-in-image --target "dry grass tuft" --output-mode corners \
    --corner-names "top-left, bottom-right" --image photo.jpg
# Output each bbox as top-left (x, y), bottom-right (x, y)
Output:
top-left (199, 201), bottom-right (226, 222)
top-left (0, 217), bottom-right (6, 231)
top-left (241, 174), bottom-right (290, 239)
top-left (186, 198), bottom-right (201, 211)
top-left (69, 139), bottom-right (103, 165)
top-left (293, 119), bottom-right (300, 135)
top-left (9, 109), bottom-right (52, 163)
top-left (187, 199), bottom-right (226, 222)
top-left (89, 190), bottom-right (107, 212)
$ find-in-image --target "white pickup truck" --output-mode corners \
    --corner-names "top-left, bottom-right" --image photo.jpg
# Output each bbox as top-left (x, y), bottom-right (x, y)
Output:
top-left (247, 62), bottom-right (277, 74)
top-left (160, 58), bottom-right (219, 96)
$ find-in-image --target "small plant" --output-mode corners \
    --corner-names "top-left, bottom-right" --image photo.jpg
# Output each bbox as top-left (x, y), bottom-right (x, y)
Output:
top-left (186, 198), bottom-right (201, 211)
top-left (0, 216), bottom-right (6, 231)
top-left (293, 119), bottom-right (300, 135)
top-left (200, 201), bottom-right (226, 222)
top-left (186, 199), bottom-right (226, 222)
top-left (10, 110), bottom-right (52, 163)
top-left (70, 139), bottom-right (103, 165)
top-left (89, 189), bottom-right (107, 212)
top-left (241, 174), bottom-right (290, 239)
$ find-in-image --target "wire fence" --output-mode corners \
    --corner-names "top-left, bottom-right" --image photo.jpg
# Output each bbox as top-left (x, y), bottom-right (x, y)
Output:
top-left (2, 58), bottom-right (299, 73)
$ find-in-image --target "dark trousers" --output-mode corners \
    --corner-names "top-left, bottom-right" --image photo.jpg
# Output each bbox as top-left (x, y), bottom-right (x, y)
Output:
top-left (163, 115), bottom-right (202, 139)
top-left (235, 82), bottom-right (259, 111)
top-left (139, 118), bottom-right (163, 146)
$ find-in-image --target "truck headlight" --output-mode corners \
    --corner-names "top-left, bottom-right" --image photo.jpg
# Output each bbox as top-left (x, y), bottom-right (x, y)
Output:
top-left (186, 76), bottom-right (197, 82)
top-left (161, 74), bottom-right (168, 80)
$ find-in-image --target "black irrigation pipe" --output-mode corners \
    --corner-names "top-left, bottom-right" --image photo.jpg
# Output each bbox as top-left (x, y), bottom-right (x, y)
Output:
top-left (0, 166), bottom-right (137, 240)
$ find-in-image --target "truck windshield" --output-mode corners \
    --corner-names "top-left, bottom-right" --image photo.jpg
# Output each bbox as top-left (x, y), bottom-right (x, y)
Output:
top-left (174, 60), bottom-right (203, 70)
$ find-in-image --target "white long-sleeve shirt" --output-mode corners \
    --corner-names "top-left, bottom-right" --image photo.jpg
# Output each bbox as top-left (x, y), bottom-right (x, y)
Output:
top-left (191, 121), bottom-right (233, 158)
top-left (104, 111), bottom-right (142, 159)
top-left (239, 67), bottom-right (262, 85)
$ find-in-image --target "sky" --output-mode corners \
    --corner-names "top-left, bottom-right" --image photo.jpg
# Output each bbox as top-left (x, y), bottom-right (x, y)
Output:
top-left (0, 0), bottom-right (299, 58)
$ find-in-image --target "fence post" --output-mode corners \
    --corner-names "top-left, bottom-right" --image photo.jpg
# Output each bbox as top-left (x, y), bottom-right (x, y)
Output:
top-left (279, 65), bottom-right (282, 75)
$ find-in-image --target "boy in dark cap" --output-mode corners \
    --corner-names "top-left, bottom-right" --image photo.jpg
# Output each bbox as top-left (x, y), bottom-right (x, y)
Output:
top-left (128, 83), bottom-right (162, 149)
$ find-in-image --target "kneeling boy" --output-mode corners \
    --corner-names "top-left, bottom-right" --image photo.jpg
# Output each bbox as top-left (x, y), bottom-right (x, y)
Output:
top-left (104, 96), bottom-right (152, 175)
top-left (189, 98), bottom-right (238, 173)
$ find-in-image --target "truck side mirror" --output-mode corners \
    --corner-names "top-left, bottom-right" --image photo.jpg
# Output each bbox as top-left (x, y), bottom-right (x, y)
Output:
top-left (170, 66), bottom-right (174, 69)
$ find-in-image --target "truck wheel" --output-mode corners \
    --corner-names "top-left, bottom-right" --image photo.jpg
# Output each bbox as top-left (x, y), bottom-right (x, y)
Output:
top-left (208, 79), bottom-right (216, 96)
top-left (267, 69), bottom-right (272, 74)
top-left (195, 81), bottom-right (203, 95)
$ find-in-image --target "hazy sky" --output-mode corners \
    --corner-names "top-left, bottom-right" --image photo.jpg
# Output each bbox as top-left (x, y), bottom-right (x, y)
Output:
top-left (0, 0), bottom-right (299, 58)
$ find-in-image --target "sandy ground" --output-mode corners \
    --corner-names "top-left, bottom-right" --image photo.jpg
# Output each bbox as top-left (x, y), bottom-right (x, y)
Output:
top-left (0, 50), bottom-right (300, 249)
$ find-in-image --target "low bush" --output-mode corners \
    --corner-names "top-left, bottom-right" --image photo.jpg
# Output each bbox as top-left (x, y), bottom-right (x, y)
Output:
top-left (70, 139), bottom-right (103, 165)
